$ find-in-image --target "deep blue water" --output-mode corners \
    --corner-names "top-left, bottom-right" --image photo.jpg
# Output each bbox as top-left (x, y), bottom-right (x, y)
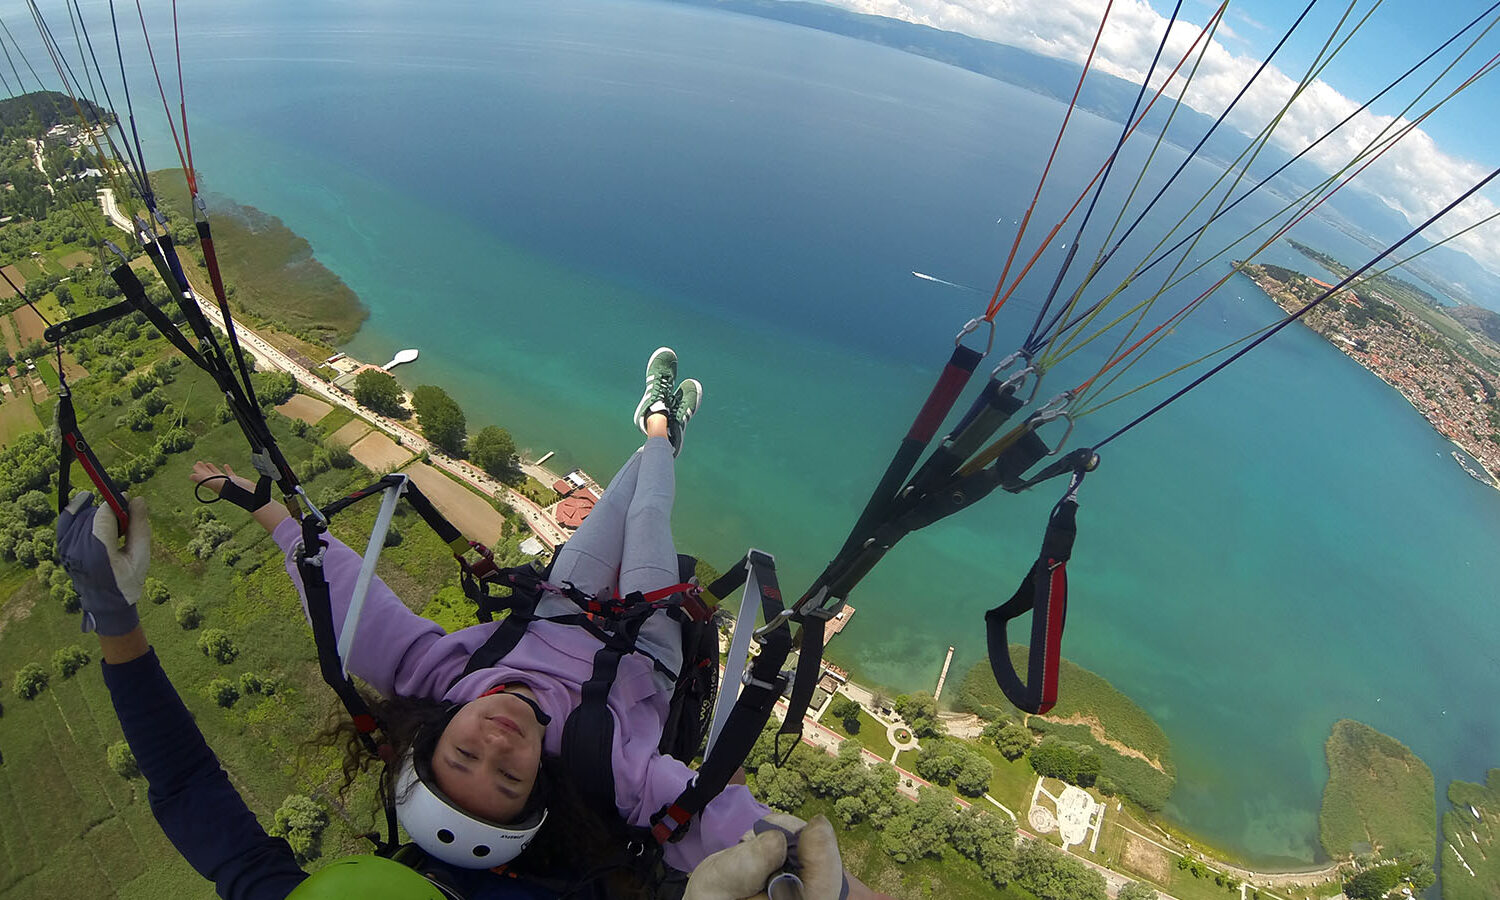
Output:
top-left (47, 0), bottom-right (1500, 866)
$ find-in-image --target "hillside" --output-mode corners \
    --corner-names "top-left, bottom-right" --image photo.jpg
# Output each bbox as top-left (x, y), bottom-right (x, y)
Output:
top-left (1318, 720), bottom-right (1436, 860)
top-left (1448, 305), bottom-right (1500, 344)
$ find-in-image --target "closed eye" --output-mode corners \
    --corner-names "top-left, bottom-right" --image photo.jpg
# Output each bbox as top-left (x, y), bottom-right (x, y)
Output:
top-left (458, 748), bottom-right (477, 761)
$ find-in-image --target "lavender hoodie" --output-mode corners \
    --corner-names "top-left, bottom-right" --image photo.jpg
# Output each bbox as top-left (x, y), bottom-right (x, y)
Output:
top-left (274, 520), bottom-right (769, 872)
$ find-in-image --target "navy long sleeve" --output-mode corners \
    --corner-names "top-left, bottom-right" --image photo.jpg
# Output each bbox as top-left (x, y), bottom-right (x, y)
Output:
top-left (101, 649), bottom-right (309, 900)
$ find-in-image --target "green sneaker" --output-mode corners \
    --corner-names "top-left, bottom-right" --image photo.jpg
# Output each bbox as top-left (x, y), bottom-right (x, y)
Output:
top-left (634, 347), bottom-right (678, 434)
top-left (668, 378), bottom-right (702, 457)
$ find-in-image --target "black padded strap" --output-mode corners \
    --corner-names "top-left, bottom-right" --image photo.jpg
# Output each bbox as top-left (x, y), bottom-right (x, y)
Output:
top-left (984, 494), bottom-right (1078, 714)
top-left (653, 551), bottom-right (789, 844)
top-left (217, 475), bottom-right (273, 513)
top-left (560, 640), bottom-right (631, 814)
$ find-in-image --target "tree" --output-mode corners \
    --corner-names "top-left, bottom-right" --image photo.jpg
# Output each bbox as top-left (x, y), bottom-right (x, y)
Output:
top-left (54, 284), bottom-right (72, 306)
top-left (197, 629), bottom-right (238, 664)
top-left (469, 425), bottom-right (518, 479)
top-left (106, 741), bottom-right (139, 778)
top-left (1014, 838), bottom-right (1108, 900)
top-left (954, 752), bottom-right (994, 797)
top-left (894, 692), bottom-right (943, 737)
top-left (833, 796), bottom-right (866, 825)
top-left (53, 645), bottom-right (91, 678)
top-left (1118, 882), bottom-right (1158, 900)
top-left (1345, 865), bottom-right (1402, 900)
top-left (14, 663), bottom-right (49, 699)
top-left (352, 369), bottom-right (404, 416)
top-left (269, 794), bottom-right (329, 864)
top-left (754, 764), bottom-right (808, 812)
top-left (915, 748), bottom-right (961, 785)
top-left (138, 388), bottom-right (169, 415)
top-left (412, 385), bottom-right (467, 455)
top-left (144, 577), bottom-right (171, 605)
top-left (949, 807), bottom-right (1017, 886)
top-left (50, 579), bottom-right (80, 613)
top-left (996, 721), bottom-right (1033, 760)
top-left (176, 601), bottom-right (203, 630)
top-left (1074, 751), bottom-right (1103, 787)
top-left (881, 787), bottom-right (955, 863)
top-left (206, 677), bottom-right (240, 708)
top-left (828, 695), bottom-right (862, 733)
top-left (16, 490), bottom-right (53, 527)
top-left (1029, 737), bottom-right (1083, 783)
top-left (188, 516), bottom-right (234, 559)
top-left (251, 370), bottom-right (296, 407)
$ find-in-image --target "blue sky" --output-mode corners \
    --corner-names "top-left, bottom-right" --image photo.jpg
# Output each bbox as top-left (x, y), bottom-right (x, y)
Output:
top-left (830, 0), bottom-right (1500, 276)
top-left (1216, 0), bottom-right (1500, 161)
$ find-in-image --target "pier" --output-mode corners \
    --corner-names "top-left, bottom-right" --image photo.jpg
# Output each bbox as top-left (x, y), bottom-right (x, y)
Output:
top-left (933, 645), bottom-right (955, 702)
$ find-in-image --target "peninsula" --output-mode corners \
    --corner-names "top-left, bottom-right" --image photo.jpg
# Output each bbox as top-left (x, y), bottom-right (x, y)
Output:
top-left (1237, 248), bottom-right (1500, 486)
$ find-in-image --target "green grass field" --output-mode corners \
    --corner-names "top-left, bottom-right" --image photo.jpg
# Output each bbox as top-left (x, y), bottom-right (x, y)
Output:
top-left (968, 741), bottom-right (1037, 812)
top-left (34, 356), bottom-right (60, 392)
top-left (314, 403), bottom-right (358, 436)
top-left (0, 393), bottom-right (40, 443)
top-left (1318, 719), bottom-right (1436, 860)
top-left (824, 706), bottom-right (896, 760)
top-left (1441, 770), bottom-right (1499, 900)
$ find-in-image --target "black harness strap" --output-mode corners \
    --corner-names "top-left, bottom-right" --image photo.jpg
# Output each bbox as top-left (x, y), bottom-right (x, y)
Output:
top-left (653, 551), bottom-right (789, 845)
top-left (110, 262), bottom-right (212, 370)
top-left (559, 618), bottom-right (644, 815)
top-left (43, 299), bottom-right (135, 343)
top-left (984, 476), bottom-right (1082, 715)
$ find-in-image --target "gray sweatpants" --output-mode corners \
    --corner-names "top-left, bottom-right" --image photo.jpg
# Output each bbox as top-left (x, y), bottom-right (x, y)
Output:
top-left (539, 436), bottom-right (682, 684)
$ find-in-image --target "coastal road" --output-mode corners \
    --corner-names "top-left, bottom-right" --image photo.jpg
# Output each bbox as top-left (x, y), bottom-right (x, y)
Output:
top-left (97, 188), bottom-right (572, 548)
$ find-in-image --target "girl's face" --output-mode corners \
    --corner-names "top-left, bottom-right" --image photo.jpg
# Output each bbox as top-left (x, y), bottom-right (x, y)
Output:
top-left (432, 689), bottom-right (546, 823)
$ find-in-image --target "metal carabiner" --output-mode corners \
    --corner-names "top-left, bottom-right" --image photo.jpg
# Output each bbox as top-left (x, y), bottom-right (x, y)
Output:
top-left (999, 364), bottom-right (1040, 405)
top-left (295, 483), bottom-right (329, 525)
top-left (1028, 391), bottom-right (1076, 456)
top-left (954, 317), bottom-right (996, 356)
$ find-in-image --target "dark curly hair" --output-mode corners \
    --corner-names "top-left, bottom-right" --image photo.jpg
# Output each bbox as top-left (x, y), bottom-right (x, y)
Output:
top-left (319, 690), bottom-right (655, 898)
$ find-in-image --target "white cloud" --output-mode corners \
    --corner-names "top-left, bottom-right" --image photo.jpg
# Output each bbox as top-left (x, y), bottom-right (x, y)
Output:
top-left (828, 0), bottom-right (1500, 277)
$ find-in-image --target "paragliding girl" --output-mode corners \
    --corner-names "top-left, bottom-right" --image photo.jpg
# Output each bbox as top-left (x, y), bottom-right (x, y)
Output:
top-left (192, 348), bottom-right (878, 898)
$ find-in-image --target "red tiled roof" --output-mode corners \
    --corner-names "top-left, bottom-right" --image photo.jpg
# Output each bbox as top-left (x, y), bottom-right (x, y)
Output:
top-left (555, 495), bottom-right (596, 528)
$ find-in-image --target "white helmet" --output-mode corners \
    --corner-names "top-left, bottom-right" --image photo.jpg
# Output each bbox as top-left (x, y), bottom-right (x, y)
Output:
top-left (394, 748), bottom-right (548, 869)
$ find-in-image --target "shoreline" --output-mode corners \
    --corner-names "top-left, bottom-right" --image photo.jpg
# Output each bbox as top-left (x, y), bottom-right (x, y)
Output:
top-left (1237, 261), bottom-right (1500, 493)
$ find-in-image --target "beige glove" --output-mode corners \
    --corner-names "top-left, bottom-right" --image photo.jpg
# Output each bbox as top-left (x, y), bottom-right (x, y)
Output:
top-left (685, 814), bottom-right (846, 900)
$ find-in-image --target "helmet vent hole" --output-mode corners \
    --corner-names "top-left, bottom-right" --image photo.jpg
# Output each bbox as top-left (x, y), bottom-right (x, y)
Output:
top-left (473, 845), bottom-right (491, 857)
top-left (436, 829), bottom-right (454, 844)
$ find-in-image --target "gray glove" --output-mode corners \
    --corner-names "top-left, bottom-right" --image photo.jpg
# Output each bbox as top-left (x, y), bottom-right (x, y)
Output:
top-left (57, 492), bottom-right (151, 636)
top-left (686, 814), bottom-right (847, 900)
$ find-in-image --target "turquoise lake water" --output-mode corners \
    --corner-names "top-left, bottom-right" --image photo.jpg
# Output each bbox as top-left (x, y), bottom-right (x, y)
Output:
top-left (62, 0), bottom-right (1500, 866)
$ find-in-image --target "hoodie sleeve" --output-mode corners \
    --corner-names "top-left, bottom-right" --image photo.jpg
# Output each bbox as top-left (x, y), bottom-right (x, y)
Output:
top-left (603, 663), bottom-right (771, 872)
top-left (634, 751), bottom-right (771, 873)
top-left (272, 518), bottom-right (495, 699)
top-left (102, 649), bottom-right (308, 900)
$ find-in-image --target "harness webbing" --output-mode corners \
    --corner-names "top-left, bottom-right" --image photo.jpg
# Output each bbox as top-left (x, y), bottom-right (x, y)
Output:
top-left (653, 551), bottom-right (790, 845)
top-left (984, 476), bottom-right (1082, 715)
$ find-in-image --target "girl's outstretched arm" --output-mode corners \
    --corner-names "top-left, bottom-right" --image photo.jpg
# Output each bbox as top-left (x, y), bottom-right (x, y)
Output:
top-left (191, 460), bottom-right (483, 698)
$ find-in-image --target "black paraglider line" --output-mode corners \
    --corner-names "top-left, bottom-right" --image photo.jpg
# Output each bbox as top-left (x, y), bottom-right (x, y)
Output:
top-left (1091, 164), bottom-right (1500, 452)
top-left (1023, 0), bottom-right (1186, 355)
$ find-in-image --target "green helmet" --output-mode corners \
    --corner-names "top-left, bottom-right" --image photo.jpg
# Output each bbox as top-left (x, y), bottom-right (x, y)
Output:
top-left (287, 854), bottom-right (448, 900)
